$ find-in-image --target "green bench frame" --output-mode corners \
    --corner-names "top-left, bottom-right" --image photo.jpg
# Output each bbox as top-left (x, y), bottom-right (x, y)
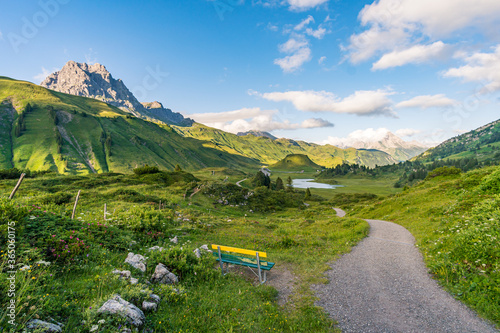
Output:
top-left (211, 244), bottom-right (275, 284)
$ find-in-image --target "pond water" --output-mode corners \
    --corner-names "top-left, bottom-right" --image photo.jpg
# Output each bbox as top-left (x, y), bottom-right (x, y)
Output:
top-left (292, 178), bottom-right (344, 189)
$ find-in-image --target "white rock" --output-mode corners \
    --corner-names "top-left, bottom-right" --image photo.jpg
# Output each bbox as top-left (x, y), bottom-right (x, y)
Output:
top-left (130, 277), bottom-right (139, 285)
top-left (35, 260), bottom-right (51, 266)
top-left (193, 248), bottom-right (201, 258)
top-left (98, 295), bottom-right (145, 327)
top-left (170, 236), bottom-right (178, 244)
top-left (148, 246), bottom-right (164, 252)
top-left (112, 269), bottom-right (131, 279)
top-left (151, 263), bottom-right (178, 284)
top-left (200, 244), bottom-right (213, 253)
top-left (142, 301), bottom-right (157, 312)
top-left (149, 294), bottom-right (161, 304)
top-left (26, 319), bottom-right (62, 332)
top-left (124, 253), bottom-right (146, 272)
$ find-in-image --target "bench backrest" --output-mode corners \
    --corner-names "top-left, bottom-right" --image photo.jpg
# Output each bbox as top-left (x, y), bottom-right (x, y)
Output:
top-left (211, 244), bottom-right (267, 258)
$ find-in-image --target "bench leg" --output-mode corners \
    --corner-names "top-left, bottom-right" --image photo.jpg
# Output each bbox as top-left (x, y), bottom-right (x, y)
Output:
top-left (218, 246), bottom-right (225, 275)
top-left (257, 252), bottom-right (263, 284)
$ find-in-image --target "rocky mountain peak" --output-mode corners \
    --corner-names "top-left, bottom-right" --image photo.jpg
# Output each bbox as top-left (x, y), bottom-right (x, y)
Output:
top-left (40, 61), bottom-right (192, 126)
top-left (142, 101), bottom-right (164, 109)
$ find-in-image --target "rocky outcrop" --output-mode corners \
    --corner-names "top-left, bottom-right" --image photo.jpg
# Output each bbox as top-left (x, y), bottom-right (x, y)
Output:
top-left (151, 263), bottom-right (178, 284)
top-left (124, 253), bottom-right (146, 272)
top-left (40, 61), bottom-right (193, 125)
top-left (40, 61), bottom-right (143, 115)
top-left (26, 319), bottom-right (63, 332)
top-left (98, 295), bottom-right (145, 327)
top-left (142, 101), bottom-right (193, 126)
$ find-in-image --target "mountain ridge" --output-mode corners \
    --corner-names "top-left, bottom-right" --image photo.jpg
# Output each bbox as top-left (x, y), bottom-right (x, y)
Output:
top-left (40, 61), bottom-right (193, 126)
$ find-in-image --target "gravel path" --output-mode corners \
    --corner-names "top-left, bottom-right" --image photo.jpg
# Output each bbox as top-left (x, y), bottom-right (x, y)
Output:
top-left (313, 212), bottom-right (498, 333)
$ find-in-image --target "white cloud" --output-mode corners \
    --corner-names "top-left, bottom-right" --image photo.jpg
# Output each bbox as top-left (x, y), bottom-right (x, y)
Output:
top-left (347, 0), bottom-right (500, 64)
top-left (444, 45), bottom-right (500, 93)
top-left (267, 23), bottom-right (279, 31)
top-left (278, 36), bottom-right (309, 53)
top-left (323, 128), bottom-right (391, 147)
top-left (274, 36), bottom-right (312, 73)
top-left (188, 107), bottom-right (333, 133)
top-left (287, 0), bottom-right (329, 11)
top-left (0, 31), bottom-right (3, 41)
top-left (189, 108), bottom-right (265, 123)
top-left (395, 128), bottom-right (421, 137)
top-left (274, 47), bottom-right (312, 72)
top-left (305, 27), bottom-right (327, 39)
top-left (257, 89), bottom-right (396, 117)
top-left (33, 67), bottom-right (56, 83)
top-left (294, 15), bottom-right (314, 31)
top-left (372, 42), bottom-right (450, 70)
top-left (396, 94), bottom-right (457, 109)
top-left (318, 56), bottom-right (327, 64)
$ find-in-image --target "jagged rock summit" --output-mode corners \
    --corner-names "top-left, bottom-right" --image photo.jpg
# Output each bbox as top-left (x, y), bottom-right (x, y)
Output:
top-left (40, 61), bottom-right (193, 126)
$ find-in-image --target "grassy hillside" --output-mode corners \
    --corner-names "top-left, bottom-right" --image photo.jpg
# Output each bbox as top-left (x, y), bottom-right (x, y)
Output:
top-left (173, 123), bottom-right (396, 168)
top-left (344, 166), bottom-right (500, 326)
top-left (270, 154), bottom-right (322, 171)
top-left (0, 77), bottom-right (257, 173)
top-left (416, 118), bottom-right (500, 163)
top-left (0, 169), bottom-right (368, 332)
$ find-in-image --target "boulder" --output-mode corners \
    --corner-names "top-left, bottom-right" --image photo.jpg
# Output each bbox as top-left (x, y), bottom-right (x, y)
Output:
top-left (98, 295), bottom-right (145, 327)
top-left (148, 246), bottom-right (164, 252)
top-left (124, 253), bottom-right (146, 272)
top-left (142, 301), bottom-right (157, 312)
top-left (151, 263), bottom-right (178, 284)
top-left (112, 269), bottom-right (131, 279)
top-left (26, 319), bottom-right (62, 332)
top-left (129, 277), bottom-right (139, 285)
top-left (149, 294), bottom-right (161, 304)
top-left (193, 248), bottom-right (201, 258)
top-left (170, 236), bottom-right (178, 244)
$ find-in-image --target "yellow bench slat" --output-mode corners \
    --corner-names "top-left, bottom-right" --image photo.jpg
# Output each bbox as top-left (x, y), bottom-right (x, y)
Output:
top-left (212, 244), bottom-right (267, 258)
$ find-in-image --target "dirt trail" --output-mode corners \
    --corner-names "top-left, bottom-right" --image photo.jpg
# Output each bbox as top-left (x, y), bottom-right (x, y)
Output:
top-left (313, 209), bottom-right (498, 333)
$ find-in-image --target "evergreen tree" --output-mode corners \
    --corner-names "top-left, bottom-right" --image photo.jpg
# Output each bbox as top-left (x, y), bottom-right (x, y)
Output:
top-left (305, 188), bottom-right (311, 200)
top-left (286, 176), bottom-right (293, 192)
top-left (275, 177), bottom-right (284, 191)
top-left (252, 171), bottom-right (271, 188)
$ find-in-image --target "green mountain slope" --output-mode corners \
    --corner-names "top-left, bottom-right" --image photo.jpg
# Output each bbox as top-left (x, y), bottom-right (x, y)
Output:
top-left (415, 118), bottom-right (500, 163)
top-left (270, 154), bottom-right (322, 171)
top-left (0, 77), bottom-right (257, 173)
top-left (172, 123), bottom-right (396, 168)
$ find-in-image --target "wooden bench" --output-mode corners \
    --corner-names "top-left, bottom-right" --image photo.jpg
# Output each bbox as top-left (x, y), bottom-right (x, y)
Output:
top-left (211, 244), bottom-right (275, 284)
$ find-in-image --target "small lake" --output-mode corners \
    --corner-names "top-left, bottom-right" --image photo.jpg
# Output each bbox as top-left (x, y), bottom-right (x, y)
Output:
top-left (292, 178), bottom-right (344, 189)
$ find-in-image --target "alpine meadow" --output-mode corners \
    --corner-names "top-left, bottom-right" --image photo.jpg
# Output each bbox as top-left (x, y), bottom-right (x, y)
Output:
top-left (1, 1), bottom-right (500, 333)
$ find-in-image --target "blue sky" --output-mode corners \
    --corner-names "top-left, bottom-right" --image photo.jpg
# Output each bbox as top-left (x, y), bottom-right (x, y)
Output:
top-left (1, 0), bottom-right (500, 146)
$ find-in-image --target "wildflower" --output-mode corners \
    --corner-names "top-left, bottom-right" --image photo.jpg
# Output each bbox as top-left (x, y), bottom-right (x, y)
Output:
top-left (90, 325), bottom-right (99, 332)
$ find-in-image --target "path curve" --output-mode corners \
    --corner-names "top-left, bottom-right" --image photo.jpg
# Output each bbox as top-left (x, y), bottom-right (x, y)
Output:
top-left (235, 178), bottom-right (247, 187)
top-left (313, 209), bottom-right (498, 333)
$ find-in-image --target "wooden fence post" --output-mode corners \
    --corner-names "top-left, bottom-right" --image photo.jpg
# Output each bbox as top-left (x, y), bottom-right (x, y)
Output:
top-left (9, 173), bottom-right (26, 199)
top-left (71, 190), bottom-right (81, 219)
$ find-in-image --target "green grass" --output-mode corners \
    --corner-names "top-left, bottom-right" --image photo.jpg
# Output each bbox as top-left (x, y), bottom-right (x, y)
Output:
top-left (0, 170), bottom-right (369, 332)
top-left (270, 154), bottom-right (322, 171)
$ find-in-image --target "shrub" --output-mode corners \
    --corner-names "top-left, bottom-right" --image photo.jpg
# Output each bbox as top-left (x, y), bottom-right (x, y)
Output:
top-left (477, 167), bottom-right (500, 194)
top-left (41, 192), bottom-right (73, 205)
top-left (133, 165), bottom-right (160, 175)
top-left (426, 166), bottom-right (461, 179)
